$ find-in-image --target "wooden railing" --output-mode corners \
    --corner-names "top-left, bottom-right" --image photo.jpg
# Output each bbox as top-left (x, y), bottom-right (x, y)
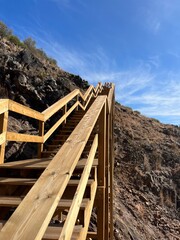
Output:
top-left (0, 83), bottom-right (103, 164)
top-left (0, 82), bottom-right (115, 240)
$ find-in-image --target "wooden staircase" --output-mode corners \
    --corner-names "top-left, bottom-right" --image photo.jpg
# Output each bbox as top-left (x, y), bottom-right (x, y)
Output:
top-left (0, 83), bottom-right (114, 240)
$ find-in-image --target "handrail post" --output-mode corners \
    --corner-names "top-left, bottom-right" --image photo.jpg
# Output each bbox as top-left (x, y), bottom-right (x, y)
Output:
top-left (76, 95), bottom-right (79, 111)
top-left (97, 103), bottom-right (106, 239)
top-left (38, 121), bottom-right (44, 158)
top-left (63, 104), bottom-right (67, 124)
top-left (0, 110), bottom-right (8, 164)
top-left (109, 90), bottom-right (115, 240)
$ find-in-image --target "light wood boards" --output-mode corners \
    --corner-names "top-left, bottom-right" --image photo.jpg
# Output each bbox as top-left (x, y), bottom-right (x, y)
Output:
top-left (0, 111), bottom-right (8, 164)
top-left (6, 132), bottom-right (43, 143)
top-left (0, 100), bottom-right (8, 114)
top-left (0, 96), bottom-right (106, 240)
top-left (8, 100), bottom-right (44, 121)
top-left (59, 134), bottom-right (98, 239)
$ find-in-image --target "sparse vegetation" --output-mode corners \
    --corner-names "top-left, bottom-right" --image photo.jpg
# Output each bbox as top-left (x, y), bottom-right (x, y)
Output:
top-left (0, 21), bottom-right (57, 65)
top-left (8, 35), bottom-right (24, 47)
top-left (0, 21), bottom-right (12, 38)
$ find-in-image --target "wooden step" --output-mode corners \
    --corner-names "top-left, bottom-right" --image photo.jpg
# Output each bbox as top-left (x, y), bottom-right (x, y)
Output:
top-left (43, 225), bottom-right (82, 240)
top-left (0, 158), bottom-right (98, 170)
top-left (0, 196), bottom-right (89, 208)
top-left (0, 177), bottom-right (37, 185)
top-left (0, 221), bottom-right (82, 240)
top-left (0, 178), bottom-right (94, 186)
top-left (0, 158), bottom-right (52, 169)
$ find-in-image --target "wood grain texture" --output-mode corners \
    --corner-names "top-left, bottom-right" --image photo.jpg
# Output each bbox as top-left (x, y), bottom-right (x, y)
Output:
top-left (0, 96), bottom-right (106, 240)
top-left (6, 132), bottom-right (43, 143)
top-left (43, 89), bottom-right (79, 121)
top-left (8, 100), bottom-right (44, 121)
top-left (59, 134), bottom-right (98, 239)
top-left (0, 100), bottom-right (8, 114)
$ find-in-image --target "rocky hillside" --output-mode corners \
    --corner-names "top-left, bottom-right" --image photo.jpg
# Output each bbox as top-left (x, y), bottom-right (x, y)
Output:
top-left (0, 37), bottom-right (88, 160)
top-left (114, 103), bottom-right (180, 239)
top-left (0, 36), bottom-right (179, 239)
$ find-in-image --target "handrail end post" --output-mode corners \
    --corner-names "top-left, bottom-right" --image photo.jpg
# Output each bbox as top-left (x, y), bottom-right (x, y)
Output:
top-left (0, 110), bottom-right (8, 164)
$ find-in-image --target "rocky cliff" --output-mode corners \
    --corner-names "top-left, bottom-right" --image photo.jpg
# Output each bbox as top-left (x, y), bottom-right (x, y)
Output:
top-left (0, 38), bottom-right (179, 239)
top-left (114, 103), bottom-right (180, 239)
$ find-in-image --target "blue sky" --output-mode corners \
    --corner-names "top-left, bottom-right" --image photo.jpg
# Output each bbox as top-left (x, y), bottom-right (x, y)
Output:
top-left (0, 0), bottom-right (180, 125)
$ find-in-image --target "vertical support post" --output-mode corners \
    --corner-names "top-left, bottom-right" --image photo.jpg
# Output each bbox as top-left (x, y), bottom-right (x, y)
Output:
top-left (63, 104), bottom-right (67, 124)
top-left (105, 112), bottom-right (110, 239)
top-left (76, 95), bottom-right (79, 111)
top-left (38, 121), bottom-right (44, 158)
top-left (109, 92), bottom-right (115, 240)
top-left (0, 111), bottom-right (8, 164)
top-left (97, 103), bottom-right (106, 240)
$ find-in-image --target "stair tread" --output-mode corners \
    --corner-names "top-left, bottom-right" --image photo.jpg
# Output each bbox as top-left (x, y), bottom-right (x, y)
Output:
top-left (0, 221), bottom-right (82, 240)
top-left (0, 178), bottom-right (94, 186)
top-left (0, 158), bottom-right (98, 169)
top-left (43, 225), bottom-right (82, 240)
top-left (0, 196), bottom-right (90, 208)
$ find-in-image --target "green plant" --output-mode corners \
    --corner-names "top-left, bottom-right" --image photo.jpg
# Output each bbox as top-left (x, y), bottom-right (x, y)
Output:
top-left (0, 21), bottom-right (12, 38)
top-left (8, 35), bottom-right (24, 47)
top-left (23, 37), bottom-right (36, 50)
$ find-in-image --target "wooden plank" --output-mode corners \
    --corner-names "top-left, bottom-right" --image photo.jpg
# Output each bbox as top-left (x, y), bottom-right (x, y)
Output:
top-left (43, 89), bottom-right (79, 121)
top-left (105, 113), bottom-right (110, 239)
top-left (0, 132), bottom-right (6, 145)
top-left (6, 132), bottom-right (43, 143)
top-left (0, 178), bottom-right (93, 186)
top-left (0, 99), bottom-right (8, 114)
top-left (109, 91), bottom-right (115, 240)
top-left (43, 225), bottom-right (82, 240)
top-left (0, 158), bottom-right (51, 169)
top-left (8, 100), bottom-right (44, 121)
top-left (97, 103), bottom-right (106, 240)
top-left (76, 158), bottom-right (98, 168)
top-left (107, 84), bottom-right (115, 114)
top-left (0, 196), bottom-right (89, 209)
top-left (78, 168), bottom-right (97, 240)
top-left (44, 102), bottom-right (78, 143)
top-left (0, 177), bottom-right (37, 185)
top-left (38, 121), bottom-right (45, 158)
top-left (0, 111), bottom-right (8, 164)
top-left (0, 96), bottom-right (106, 240)
top-left (87, 232), bottom-right (97, 239)
top-left (59, 134), bottom-right (98, 239)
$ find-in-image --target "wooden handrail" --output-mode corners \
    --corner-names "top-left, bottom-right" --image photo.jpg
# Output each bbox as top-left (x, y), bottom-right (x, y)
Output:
top-left (8, 100), bottom-right (44, 121)
top-left (59, 134), bottom-right (98, 239)
top-left (0, 96), bottom-right (107, 240)
top-left (0, 82), bottom-right (103, 163)
top-left (0, 82), bottom-right (115, 239)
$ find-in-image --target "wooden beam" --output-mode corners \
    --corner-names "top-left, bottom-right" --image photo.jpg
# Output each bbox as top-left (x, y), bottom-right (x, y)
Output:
top-left (59, 134), bottom-right (98, 239)
top-left (43, 89), bottom-right (79, 121)
top-left (0, 132), bottom-right (6, 145)
top-left (78, 168), bottom-right (97, 240)
top-left (0, 96), bottom-right (106, 240)
top-left (44, 102), bottom-right (78, 143)
top-left (8, 100), bottom-right (44, 121)
top-left (109, 89), bottom-right (115, 240)
top-left (38, 121), bottom-right (45, 158)
top-left (6, 132), bottom-right (43, 143)
top-left (0, 99), bottom-right (9, 114)
top-left (0, 111), bottom-right (8, 164)
top-left (97, 103), bottom-right (106, 239)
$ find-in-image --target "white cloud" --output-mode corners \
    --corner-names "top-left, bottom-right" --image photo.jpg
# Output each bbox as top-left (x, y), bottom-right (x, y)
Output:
top-left (142, 0), bottom-right (180, 34)
top-left (13, 27), bottom-right (180, 125)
